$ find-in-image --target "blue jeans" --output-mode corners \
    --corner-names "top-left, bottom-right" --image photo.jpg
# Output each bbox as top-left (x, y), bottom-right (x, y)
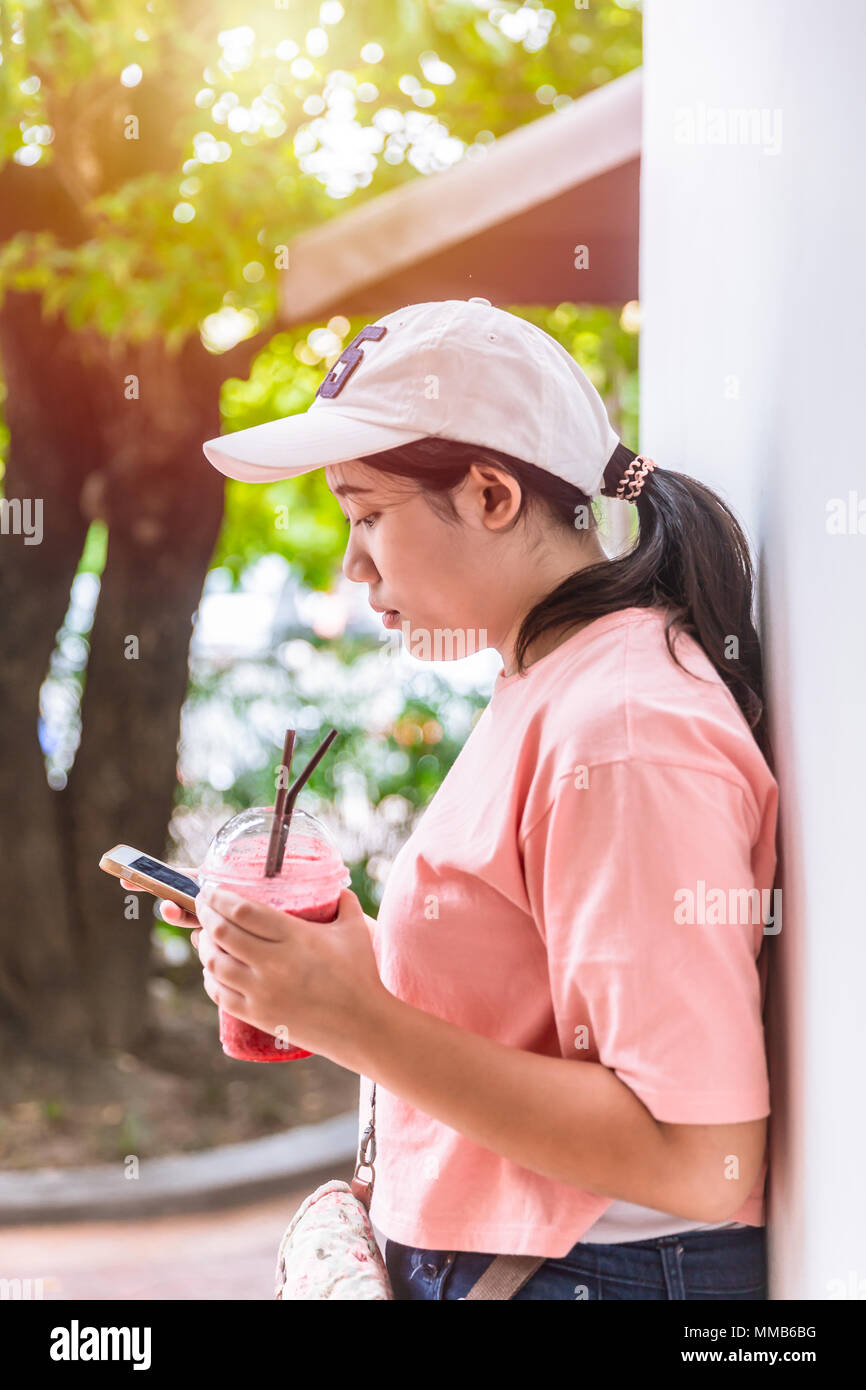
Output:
top-left (385, 1225), bottom-right (767, 1300)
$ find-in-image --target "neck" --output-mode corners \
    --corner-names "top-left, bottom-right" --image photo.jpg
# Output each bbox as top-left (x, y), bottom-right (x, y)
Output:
top-left (498, 533), bottom-right (609, 679)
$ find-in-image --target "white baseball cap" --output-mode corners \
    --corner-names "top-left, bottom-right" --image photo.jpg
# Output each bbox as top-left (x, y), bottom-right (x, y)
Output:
top-left (202, 297), bottom-right (623, 496)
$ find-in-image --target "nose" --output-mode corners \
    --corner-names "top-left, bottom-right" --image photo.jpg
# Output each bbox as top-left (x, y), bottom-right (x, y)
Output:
top-left (342, 528), bottom-right (378, 585)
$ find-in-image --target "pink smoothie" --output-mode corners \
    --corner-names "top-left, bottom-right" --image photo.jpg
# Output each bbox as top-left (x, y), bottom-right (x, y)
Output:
top-left (202, 828), bottom-right (346, 1062)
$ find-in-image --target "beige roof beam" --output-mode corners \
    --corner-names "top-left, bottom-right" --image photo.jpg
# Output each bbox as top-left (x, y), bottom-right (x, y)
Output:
top-left (279, 67), bottom-right (642, 325)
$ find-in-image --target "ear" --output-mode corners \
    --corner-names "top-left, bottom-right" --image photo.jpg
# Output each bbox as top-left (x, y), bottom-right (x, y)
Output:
top-left (466, 462), bottom-right (522, 529)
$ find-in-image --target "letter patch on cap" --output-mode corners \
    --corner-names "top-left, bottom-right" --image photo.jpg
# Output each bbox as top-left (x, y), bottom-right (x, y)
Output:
top-left (316, 324), bottom-right (387, 399)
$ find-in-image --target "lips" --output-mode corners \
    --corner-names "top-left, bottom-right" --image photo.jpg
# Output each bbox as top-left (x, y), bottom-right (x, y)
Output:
top-left (370, 601), bottom-right (401, 629)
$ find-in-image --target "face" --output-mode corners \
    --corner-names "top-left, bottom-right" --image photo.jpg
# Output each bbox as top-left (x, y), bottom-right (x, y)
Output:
top-left (324, 456), bottom-right (534, 662)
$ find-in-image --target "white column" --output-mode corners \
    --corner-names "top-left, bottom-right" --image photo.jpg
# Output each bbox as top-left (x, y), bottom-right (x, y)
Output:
top-left (641, 0), bottom-right (866, 1300)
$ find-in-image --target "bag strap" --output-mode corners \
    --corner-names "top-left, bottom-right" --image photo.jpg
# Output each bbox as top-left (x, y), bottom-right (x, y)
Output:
top-left (461, 1254), bottom-right (546, 1300)
top-left (353, 1082), bottom-right (545, 1300)
top-left (349, 1079), bottom-right (378, 1208)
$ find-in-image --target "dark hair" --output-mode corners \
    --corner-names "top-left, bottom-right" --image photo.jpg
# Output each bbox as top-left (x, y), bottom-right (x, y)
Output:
top-left (352, 436), bottom-right (774, 772)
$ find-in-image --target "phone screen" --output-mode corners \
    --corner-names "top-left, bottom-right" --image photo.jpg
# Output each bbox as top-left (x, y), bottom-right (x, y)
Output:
top-left (129, 855), bottom-right (200, 898)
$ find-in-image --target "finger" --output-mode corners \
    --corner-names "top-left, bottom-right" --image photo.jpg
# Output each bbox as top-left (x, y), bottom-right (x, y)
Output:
top-left (194, 909), bottom-right (259, 967)
top-left (201, 964), bottom-right (246, 1011)
top-left (157, 899), bottom-right (199, 929)
top-left (195, 926), bottom-right (238, 968)
top-left (201, 936), bottom-right (252, 989)
top-left (195, 892), bottom-right (276, 960)
top-left (197, 884), bottom-right (286, 943)
top-left (190, 926), bottom-right (219, 959)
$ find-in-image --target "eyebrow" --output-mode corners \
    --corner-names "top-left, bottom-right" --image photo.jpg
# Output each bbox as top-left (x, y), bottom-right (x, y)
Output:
top-left (331, 484), bottom-right (377, 498)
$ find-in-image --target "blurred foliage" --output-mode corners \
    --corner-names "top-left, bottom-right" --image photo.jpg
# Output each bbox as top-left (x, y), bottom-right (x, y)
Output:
top-left (0, 0), bottom-right (641, 346)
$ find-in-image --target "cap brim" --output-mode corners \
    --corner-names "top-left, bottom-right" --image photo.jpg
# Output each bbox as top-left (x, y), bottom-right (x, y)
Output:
top-left (202, 407), bottom-right (428, 484)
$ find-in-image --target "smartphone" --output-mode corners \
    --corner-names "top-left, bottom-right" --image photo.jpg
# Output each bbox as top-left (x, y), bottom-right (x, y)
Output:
top-left (99, 845), bottom-right (199, 915)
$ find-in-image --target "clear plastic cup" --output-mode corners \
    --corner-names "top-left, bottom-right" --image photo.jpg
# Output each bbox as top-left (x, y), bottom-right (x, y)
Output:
top-left (199, 804), bottom-right (351, 1062)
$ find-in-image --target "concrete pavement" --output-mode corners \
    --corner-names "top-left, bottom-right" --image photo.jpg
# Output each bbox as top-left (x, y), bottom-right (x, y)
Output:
top-left (0, 1188), bottom-right (314, 1300)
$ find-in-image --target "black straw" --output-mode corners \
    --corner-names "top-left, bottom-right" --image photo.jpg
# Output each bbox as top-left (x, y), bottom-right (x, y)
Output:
top-left (264, 729), bottom-right (296, 877)
top-left (273, 728), bottom-right (339, 875)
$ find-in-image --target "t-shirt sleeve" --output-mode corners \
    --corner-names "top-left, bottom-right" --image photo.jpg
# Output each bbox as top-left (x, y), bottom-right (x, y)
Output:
top-left (520, 759), bottom-right (771, 1123)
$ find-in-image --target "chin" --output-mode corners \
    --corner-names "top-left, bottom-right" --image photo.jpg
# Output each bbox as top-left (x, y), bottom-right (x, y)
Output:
top-left (399, 621), bottom-right (488, 664)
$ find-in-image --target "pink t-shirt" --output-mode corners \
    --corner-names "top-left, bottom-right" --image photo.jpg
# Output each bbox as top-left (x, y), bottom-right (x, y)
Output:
top-left (361, 606), bottom-right (778, 1258)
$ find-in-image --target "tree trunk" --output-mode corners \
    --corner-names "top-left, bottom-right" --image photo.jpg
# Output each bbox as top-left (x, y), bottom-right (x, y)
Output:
top-left (0, 292), bottom-right (96, 1056)
top-left (0, 81), bottom-right (276, 1061)
top-left (0, 288), bottom-right (250, 1058)
top-left (66, 332), bottom-right (226, 1052)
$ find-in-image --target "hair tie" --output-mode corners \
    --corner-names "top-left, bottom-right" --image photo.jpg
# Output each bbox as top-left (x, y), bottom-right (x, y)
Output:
top-left (602, 452), bottom-right (657, 502)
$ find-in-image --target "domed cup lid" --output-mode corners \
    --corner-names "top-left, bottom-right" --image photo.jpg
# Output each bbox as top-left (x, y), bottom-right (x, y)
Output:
top-left (201, 803), bottom-right (351, 895)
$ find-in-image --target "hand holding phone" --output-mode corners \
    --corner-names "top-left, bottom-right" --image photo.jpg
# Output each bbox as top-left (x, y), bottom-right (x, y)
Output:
top-left (99, 845), bottom-right (200, 917)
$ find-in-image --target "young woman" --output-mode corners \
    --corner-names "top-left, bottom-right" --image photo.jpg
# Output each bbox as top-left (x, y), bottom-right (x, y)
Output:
top-left (186, 299), bottom-right (778, 1300)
